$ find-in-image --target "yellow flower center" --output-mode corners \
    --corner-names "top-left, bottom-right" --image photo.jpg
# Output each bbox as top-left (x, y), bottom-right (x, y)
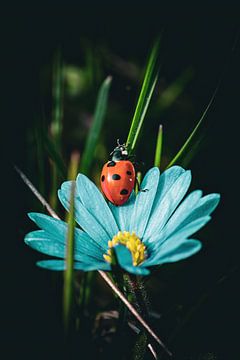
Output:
top-left (103, 231), bottom-right (146, 266)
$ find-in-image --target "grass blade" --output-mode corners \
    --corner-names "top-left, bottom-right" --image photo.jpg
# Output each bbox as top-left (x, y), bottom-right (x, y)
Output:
top-left (49, 50), bottom-right (64, 209)
top-left (166, 85), bottom-right (219, 169)
top-left (50, 49), bottom-right (64, 147)
top-left (80, 76), bottom-right (112, 175)
top-left (34, 117), bottom-right (46, 196)
top-left (63, 152), bottom-right (80, 334)
top-left (135, 171), bottom-right (142, 194)
top-left (43, 132), bottom-right (67, 178)
top-left (154, 124), bottom-right (163, 168)
top-left (126, 38), bottom-right (161, 153)
top-left (157, 68), bottom-right (193, 111)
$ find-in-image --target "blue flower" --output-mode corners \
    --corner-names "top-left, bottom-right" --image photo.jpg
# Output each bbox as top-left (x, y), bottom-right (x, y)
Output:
top-left (24, 166), bottom-right (220, 276)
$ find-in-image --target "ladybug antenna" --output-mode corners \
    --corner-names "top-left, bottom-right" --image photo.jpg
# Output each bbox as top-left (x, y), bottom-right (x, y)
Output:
top-left (116, 139), bottom-right (127, 149)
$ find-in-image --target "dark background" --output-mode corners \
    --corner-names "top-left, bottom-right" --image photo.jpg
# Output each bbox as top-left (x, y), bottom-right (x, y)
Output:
top-left (1, 4), bottom-right (240, 360)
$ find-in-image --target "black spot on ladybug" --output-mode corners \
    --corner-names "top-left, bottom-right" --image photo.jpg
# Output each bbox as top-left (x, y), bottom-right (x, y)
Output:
top-left (107, 161), bottom-right (116, 167)
top-left (126, 171), bottom-right (132, 175)
top-left (112, 174), bottom-right (121, 180)
top-left (120, 189), bottom-right (129, 195)
top-left (101, 175), bottom-right (105, 182)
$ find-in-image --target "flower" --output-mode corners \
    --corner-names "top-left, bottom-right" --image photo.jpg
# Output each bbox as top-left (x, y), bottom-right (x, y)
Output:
top-left (24, 166), bottom-right (220, 276)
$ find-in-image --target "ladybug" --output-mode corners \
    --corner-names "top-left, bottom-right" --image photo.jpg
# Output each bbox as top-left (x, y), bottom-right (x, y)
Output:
top-left (100, 141), bottom-right (136, 206)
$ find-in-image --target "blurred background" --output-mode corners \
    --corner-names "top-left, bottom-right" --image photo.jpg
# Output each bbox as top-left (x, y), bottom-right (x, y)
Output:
top-left (1, 4), bottom-right (240, 360)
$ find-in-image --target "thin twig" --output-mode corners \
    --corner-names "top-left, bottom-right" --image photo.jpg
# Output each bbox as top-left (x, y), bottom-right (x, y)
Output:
top-left (148, 343), bottom-right (158, 359)
top-left (15, 165), bottom-right (172, 357)
top-left (15, 166), bottom-right (59, 219)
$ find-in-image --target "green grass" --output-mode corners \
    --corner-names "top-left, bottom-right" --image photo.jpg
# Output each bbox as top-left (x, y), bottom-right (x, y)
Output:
top-left (126, 38), bottom-right (161, 154)
top-left (80, 76), bottom-right (112, 175)
top-left (167, 86), bottom-right (219, 168)
top-left (63, 152), bottom-right (80, 333)
top-left (154, 124), bottom-right (163, 168)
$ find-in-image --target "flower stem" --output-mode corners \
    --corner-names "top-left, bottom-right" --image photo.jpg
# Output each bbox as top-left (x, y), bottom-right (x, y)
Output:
top-left (125, 275), bottom-right (150, 360)
top-left (113, 271), bottom-right (129, 356)
top-left (125, 275), bottom-right (149, 318)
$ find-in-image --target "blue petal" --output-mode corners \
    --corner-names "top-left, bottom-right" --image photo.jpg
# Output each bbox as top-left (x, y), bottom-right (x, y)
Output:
top-left (58, 189), bottom-right (109, 251)
top-left (61, 180), bottom-right (74, 192)
top-left (28, 212), bottom-right (68, 239)
top-left (144, 238), bottom-right (202, 267)
top-left (26, 214), bottom-right (104, 261)
top-left (109, 191), bottom-right (136, 231)
top-left (61, 180), bottom-right (78, 199)
top-left (148, 190), bottom-right (202, 245)
top-left (130, 167), bottom-right (160, 238)
top-left (25, 230), bottom-right (65, 258)
top-left (25, 229), bottom-right (89, 262)
top-left (180, 193), bottom-right (220, 227)
top-left (58, 179), bottom-right (82, 212)
top-left (149, 216), bottom-right (210, 254)
top-left (73, 261), bottom-right (111, 271)
top-left (143, 168), bottom-right (191, 241)
top-left (114, 245), bottom-right (150, 275)
top-left (76, 174), bottom-right (118, 238)
top-left (37, 259), bottom-right (67, 270)
top-left (151, 166), bottom-right (185, 208)
top-left (37, 259), bottom-right (111, 271)
top-left (74, 230), bottom-right (104, 260)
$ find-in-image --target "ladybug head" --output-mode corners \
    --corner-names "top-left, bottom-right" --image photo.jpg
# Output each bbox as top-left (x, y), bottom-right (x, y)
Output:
top-left (110, 140), bottom-right (128, 161)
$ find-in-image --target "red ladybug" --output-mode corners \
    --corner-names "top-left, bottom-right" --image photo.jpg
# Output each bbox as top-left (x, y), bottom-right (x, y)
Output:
top-left (100, 141), bottom-right (135, 206)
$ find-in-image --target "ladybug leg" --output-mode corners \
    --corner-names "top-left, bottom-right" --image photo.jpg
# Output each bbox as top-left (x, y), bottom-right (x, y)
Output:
top-left (139, 188), bottom-right (149, 193)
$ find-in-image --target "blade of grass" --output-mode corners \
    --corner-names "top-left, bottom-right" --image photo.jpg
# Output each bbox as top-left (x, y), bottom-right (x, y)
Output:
top-left (43, 132), bottom-right (67, 179)
top-left (34, 117), bottom-right (45, 196)
top-left (135, 171), bottom-right (142, 194)
top-left (157, 68), bottom-right (193, 111)
top-left (63, 152), bottom-right (80, 334)
top-left (49, 49), bottom-right (64, 209)
top-left (154, 124), bottom-right (163, 168)
top-left (126, 38), bottom-right (161, 154)
top-left (50, 49), bottom-right (64, 148)
top-left (166, 85), bottom-right (219, 169)
top-left (80, 76), bottom-right (112, 175)
top-left (15, 166), bottom-right (172, 357)
top-left (79, 76), bottom-right (112, 318)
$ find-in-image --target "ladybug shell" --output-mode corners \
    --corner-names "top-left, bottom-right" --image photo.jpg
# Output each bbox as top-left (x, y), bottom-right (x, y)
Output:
top-left (100, 160), bottom-right (135, 206)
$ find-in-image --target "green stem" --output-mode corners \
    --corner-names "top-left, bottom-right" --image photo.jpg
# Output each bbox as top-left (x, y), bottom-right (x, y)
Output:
top-left (126, 275), bottom-right (149, 318)
top-left (124, 275), bottom-right (149, 360)
top-left (63, 152), bottom-right (80, 336)
top-left (108, 270), bottom-right (129, 360)
top-left (154, 124), bottom-right (163, 169)
top-left (63, 182), bottom-right (76, 334)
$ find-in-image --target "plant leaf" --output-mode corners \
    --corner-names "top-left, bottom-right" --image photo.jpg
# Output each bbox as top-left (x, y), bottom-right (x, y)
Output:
top-left (43, 132), bottom-right (67, 178)
top-left (157, 68), bottom-right (193, 112)
top-left (63, 152), bottom-right (80, 333)
top-left (126, 38), bottom-right (161, 154)
top-left (80, 76), bottom-right (112, 175)
top-left (154, 124), bottom-right (163, 168)
top-left (50, 49), bottom-right (64, 148)
top-left (49, 50), bottom-right (64, 209)
top-left (166, 85), bottom-right (219, 169)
